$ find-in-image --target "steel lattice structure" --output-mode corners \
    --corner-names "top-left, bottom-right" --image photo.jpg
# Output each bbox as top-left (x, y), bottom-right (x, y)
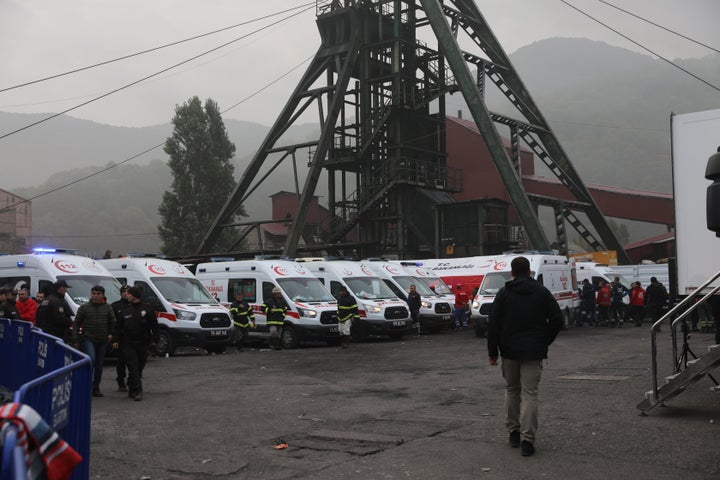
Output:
top-left (198, 0), bottom-right (630, 264)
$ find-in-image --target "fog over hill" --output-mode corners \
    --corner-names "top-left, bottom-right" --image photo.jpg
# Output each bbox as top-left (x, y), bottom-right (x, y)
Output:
top-left (3, 37), bottom-right (719, 255)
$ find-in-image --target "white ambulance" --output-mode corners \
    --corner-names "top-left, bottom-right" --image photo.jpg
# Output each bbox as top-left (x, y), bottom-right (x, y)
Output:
top-left (195, 259), bottom-right (341, 348)
top-left (470, 253), bottom-right (580, 333)
top-left (414, 256), bottom-right (499, 304)
top-left (99, 257), bottom-right (233, 356)
top-left (390, 261), bottom-right (455, 305)
top-left (0, 250), bottom-right (122, 316)
top-left (364, 260), bottom-right (453, 332)
top-left (296, 259), bottom-right (412, 340)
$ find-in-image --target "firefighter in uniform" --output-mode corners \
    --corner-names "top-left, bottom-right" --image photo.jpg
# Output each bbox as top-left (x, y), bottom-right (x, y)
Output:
top-left (337, 285), bottom-right (359, 348)
top-left (230, 291), bottom-right (255, 351)
top-left (262, 287), bottom-right (288, 350)
top-left (112, 286), bottom-right (158, 401)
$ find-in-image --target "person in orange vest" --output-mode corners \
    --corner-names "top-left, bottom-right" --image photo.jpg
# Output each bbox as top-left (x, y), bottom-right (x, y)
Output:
top-left (596, 281), bottom-right (611, 327)
top-left (629, 282), bottom-right (646, 327)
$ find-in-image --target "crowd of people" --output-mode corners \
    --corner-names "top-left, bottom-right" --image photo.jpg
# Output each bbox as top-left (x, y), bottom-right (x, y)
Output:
top-left (0, 282), bottom-right (158, 402)
top-left (577, 276), bottom-right (669, 328)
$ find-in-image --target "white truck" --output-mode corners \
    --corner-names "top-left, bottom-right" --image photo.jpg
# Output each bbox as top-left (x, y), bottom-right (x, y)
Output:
top-left (100, 257), bottom-right (233, 356)
top-left (195, 259), bottom-right (340, 348)
top-left (671, 108), bottom-right (720, 296)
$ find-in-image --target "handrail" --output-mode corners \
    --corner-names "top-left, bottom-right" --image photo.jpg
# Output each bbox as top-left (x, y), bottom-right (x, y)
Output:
top-left (650, 270), bottom-right (720, 400)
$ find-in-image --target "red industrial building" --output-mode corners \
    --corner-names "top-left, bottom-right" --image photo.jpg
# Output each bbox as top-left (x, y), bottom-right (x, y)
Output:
top-left (266, 116), bottom-right (675, 262)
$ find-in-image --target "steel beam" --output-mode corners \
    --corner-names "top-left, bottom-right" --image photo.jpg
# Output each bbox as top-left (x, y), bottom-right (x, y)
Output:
top-left (419, 0), bottom-right (550, 250)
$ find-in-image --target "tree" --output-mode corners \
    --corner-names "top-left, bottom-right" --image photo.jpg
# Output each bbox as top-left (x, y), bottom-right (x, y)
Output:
top-left (158, 97), bottom-right (243, 255)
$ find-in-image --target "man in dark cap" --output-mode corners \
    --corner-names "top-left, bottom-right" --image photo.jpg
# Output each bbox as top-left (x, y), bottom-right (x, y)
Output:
top-left (112, 286), bottom-right (158, 401)
top-left (36, 280), bottom-right (73, 342)
top-left (111, 285), bottom-right (131, 391)
top-left (0, 288), bottom-right (21, 320)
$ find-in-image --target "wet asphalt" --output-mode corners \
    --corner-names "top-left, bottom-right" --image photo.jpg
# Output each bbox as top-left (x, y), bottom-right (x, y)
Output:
top-left (88, 323), bottom-right (719, 479)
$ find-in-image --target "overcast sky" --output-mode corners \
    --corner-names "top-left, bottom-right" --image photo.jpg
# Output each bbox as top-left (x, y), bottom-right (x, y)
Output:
top-left (1, 0), bottom-right (718, 128)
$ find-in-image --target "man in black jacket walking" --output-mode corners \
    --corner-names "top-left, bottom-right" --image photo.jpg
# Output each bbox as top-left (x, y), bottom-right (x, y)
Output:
top-left (112, 286), bottom-right (158, 401)
top-left (487, 256), bottom-right (563, 457)
top-left (36, 280), bottom-right (73, 342)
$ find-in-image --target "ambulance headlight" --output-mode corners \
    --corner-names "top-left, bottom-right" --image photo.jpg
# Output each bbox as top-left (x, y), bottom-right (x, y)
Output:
top-left (297, 307), bottom-right (317, 318)
top-left (472, 301), bottom-right (479, 310)
top-left (363, 303), bottom-right (382, 314)
top-left (173, 309), bottom-right (197, 321)
top-left (421, 300), bottom-right (432, 309)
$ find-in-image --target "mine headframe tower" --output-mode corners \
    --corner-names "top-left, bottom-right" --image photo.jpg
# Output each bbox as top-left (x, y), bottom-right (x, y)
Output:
top-left (198, 0), bottom-right (630, 264)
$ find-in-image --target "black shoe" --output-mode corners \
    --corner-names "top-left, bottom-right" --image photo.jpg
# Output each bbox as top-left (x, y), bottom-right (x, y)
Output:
top-left (92, 390), bottom-right (104, 398)
top-left (509, 431), bottom-right (520, 448)
top-left (118, 385), bottom-right (128, 392)
top-left (520, 440), bottom-right (535, 456)
top-left (134, 392), bottom-right (143, 402)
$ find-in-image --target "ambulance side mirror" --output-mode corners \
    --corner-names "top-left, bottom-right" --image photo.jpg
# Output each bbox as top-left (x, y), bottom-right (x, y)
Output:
top-left (706, 147), bottom-right (720, 236)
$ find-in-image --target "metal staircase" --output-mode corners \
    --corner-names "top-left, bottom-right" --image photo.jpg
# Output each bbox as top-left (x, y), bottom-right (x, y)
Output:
top-left (637, 271), bottom-right (720, 414)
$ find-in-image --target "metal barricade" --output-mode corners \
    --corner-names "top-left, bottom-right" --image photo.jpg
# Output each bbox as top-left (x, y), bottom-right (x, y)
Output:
top-left (0, 318), bottom-right (92, 480)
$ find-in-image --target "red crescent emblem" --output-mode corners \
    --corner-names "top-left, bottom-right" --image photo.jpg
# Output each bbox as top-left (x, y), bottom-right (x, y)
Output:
top-left (54, 260), bottom-right (79, 274)
top-left (494, 262), bottom-right (507, 271)
top-left (273, 266), bottom-right (289, 276)
top-left (148, 264), bottom-right (166, 275)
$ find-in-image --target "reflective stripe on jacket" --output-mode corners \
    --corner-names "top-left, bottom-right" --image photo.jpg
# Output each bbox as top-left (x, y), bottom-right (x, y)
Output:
top-left (230, 300), bottom-right (255, 328)
top-left (337, 294), bottom-right (359, 322)
top-left (262, 296), bottom-right (288, 325)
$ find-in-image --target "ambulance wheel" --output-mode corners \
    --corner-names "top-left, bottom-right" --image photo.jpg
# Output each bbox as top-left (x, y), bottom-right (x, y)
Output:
top-left (155, 329), bottom-right (175, 357)
top-left (281, 325), bottom-right (299, 349)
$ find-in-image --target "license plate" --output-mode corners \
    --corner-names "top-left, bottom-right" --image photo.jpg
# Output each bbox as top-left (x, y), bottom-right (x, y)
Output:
top-left (443, 315), bottom-right (451, 321)
top-left (210, 329), bottom-right (227, 337)
top-left (393, 321), bottom-right (406, 327)
top-left (329, 326), bottom-right (339, 333)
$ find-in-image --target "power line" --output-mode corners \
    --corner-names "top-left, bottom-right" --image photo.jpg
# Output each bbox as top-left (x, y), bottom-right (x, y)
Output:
top-left (0, 55), bottom-right (315, 216)
top-left (0, 1), bottom-right (316, 94)
top-left (32, 233), bottom-right (160, 239)
top-left (0, 5), bottom-right (315, 141)
top-left (597, 0), bottom-right (720, 54)
top-left (559, 0), bottom-right (720, 93)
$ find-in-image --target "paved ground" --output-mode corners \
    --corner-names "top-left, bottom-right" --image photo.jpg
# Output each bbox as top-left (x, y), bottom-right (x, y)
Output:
top-left (88, 324), bottom-right (720, 479)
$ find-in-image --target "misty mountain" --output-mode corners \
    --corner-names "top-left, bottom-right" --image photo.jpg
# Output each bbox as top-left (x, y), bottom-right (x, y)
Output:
top-left (0, 113), bottom-right (319, 190)
top-left (488, 38), bottom-right (720, 192)
top-left (4, 37), bottom-right (720, 255)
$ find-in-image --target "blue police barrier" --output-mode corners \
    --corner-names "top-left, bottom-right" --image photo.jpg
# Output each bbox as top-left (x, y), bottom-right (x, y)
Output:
top-left (0, 318), bottom-right (92, 480)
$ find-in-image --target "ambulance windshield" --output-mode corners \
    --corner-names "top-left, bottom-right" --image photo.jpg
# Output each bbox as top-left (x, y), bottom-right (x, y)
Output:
top-left (391, 275), bottom-right (434, 296)
top-left (343, 277), bottom-right (397, 299)
top-left (58, 275), bottom-right (123, 306)
top-left (478, 272), bottom-right (513, 295)
top-left (415, 276), bottom-right (452, 295)
top-left (277, 277), bottom-right (335, 303)
top-left (150, 277), bottom-right (216, 304)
